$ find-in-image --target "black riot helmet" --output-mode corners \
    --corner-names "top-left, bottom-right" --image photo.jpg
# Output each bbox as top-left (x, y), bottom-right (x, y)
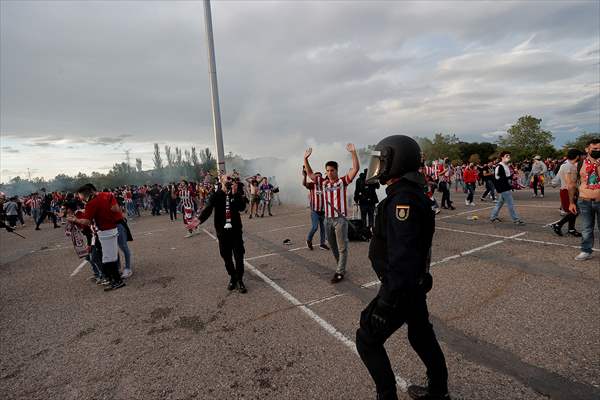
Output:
top-left (365, 135), bottom-right (422, 185)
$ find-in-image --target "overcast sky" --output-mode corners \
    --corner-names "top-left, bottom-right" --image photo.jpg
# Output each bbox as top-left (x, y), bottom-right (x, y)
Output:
top-left (1, 0), bottom-right (599, 181)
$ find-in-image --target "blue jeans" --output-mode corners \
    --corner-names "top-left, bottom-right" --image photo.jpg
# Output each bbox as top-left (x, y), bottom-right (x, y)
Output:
top-left (578, 199), bottom-right (600, 254)
top-left (490, 191), bottom-right (520, 221)
top-left (117, 223), bottom-right (132, 270)
top-left (307, 210), bottom-right (326, 245)
top-left (88, 244), bottom-right (104, 278)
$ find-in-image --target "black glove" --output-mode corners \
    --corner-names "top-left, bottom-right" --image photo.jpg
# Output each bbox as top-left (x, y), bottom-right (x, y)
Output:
top-left (370, 298), bottom-right (394, 332)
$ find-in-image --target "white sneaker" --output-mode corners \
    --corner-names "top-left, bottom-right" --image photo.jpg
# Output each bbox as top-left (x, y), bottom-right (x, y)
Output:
top-left (121, 268), bottom-right (133, 278)
top-left (465, 200), bottom-right (470, 206)
top-left (574, 252), bottom-right (593, 261)
top-left (469, 202), bottom-right (475, 206)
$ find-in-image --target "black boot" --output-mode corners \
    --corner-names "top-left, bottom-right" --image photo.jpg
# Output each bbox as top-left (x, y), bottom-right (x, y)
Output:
top-left (227, 278), bottom-right (237, 291)
top-left (407, 385), bottom-right (450, 400)
top-left (237, 280), bottom-right (247, 294)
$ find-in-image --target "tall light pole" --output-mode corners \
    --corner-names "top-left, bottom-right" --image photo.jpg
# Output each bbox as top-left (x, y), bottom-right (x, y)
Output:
top-left (203, 0), bottom-right (226, 174)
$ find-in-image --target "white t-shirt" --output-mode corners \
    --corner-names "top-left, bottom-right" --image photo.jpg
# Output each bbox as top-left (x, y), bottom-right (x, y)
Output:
top-left (556, 161), bottom-right (577, 190)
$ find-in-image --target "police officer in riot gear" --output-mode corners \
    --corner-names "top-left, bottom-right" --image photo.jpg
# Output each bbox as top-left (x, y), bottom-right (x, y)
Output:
top-left (356, 135), bottom-right (450, 400)
top-left (198, 175), bottom-right (248, 294)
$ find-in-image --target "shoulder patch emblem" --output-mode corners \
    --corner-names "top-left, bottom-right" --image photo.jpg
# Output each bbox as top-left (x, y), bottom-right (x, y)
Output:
top-left (396, 204), bottom-right (410, 221)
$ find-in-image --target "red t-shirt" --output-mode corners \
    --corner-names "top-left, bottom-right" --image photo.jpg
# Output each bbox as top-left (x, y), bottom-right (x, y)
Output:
top-left (463, 168), bottom-right (478, 184)
top-left (83, 192), bottom-right (121, 231)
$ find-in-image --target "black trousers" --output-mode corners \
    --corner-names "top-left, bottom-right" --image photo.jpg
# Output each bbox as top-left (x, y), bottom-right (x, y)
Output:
top-left (102, 261), bottom-right (122, 284)
top-left (438, 181), bottom-right (452, 208)
top-left (360, 204), bottom-right (375, 228)
top-left (169, 202), bottom-right (178, 220)
top-left (151, 199), bottom-right (161, 215)
top-left (36, 208), bottom-right (57, 227)
top-left (556, 212), bottom-right (577, 231)
top-left (217, 230), bottom-right (245, 281)
top-left (481, 180), bottom-right (496, 200)
top-left (356, 292), bottom-right (448, 397)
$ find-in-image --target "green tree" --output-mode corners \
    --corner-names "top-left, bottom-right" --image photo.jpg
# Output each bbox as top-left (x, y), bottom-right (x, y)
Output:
top-left (417, 133), bottom-right (461, 161)
top-left (458, 142), bottom-right (497, 162)
top-left (152, 143), bottom-right (163, 170)
top-left (564, 132), bottom-right (600, 151)
top-left (136, 158), bottom-right (143, 173)
top-left (200, 147), bottom-right (216, 172)
top-left (498, 115), bottom-right (555, 160)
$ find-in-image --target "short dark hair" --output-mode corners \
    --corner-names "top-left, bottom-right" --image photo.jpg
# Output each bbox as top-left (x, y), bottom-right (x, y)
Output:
top-left (76, 183), bottom-right (96, 197)
top-left (325, 161), bottom-right (338, 170)
top-left (566, 148), bottom-right (583, 160)
top-left (499, 151), bottom-right (511, 158)
top-left (587, 137), bottom-right (600, 146)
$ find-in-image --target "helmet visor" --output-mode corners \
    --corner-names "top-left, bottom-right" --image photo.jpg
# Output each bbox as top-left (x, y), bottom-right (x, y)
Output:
top-left (365, 150), bottom-right (383, 184)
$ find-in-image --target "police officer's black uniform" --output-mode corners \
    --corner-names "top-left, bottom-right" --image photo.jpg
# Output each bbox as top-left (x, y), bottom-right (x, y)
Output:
top-left (199, 180), bottom-right (248, 293)
top-left (356, 135), bottom-right (449, 400)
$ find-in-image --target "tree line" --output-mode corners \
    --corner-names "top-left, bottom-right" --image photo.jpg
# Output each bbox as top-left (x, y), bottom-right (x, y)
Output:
top-left (417, 115), bottom-right (598, 164)
top-left (1, 115), bottom-right (598, 195)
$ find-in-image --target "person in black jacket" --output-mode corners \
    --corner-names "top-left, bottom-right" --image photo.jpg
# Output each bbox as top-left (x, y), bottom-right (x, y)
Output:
top-left (35, 188), bottom-right (59, 230)
top-left (199, 175), bottom-right (248, 293)
top-left (354, 169), bottom-right (380, 229)
top-left (356, 135), bottom-right (449, 400)
top-left (490, 151), bottom-right (525, 225)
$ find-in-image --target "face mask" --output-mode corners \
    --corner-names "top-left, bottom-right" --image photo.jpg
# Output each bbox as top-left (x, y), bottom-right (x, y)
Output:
top-left (590, 150), bottom-right (600, 159)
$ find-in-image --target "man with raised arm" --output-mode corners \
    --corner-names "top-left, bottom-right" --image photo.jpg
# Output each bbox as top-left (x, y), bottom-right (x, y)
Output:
top-left (303, 144), bottom-right (359, 283)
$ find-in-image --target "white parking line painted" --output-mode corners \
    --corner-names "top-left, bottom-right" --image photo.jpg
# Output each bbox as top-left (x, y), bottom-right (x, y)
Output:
top-left (306, 293), bottom-right (346, 306)
top-left (245, 245), bottom-right (309, 261)
top-left (70, 260), bottom-right (88, 277)
top-left (437, 226), bottom-right (600, 252)
top-left (543, 219), bottom-right (562, 227)
top-left (288, 246), bottom-right (307, 252)
top-left (257, 224), bottom-right (308, 234)
top-left (437, 206), bottom-right (494, 220)
top-left (244, 259), bottom-right (409, 392)
top-left (360, 232), bottom-right (526, 288)
top-left (137, 228), bottom-right (168, 236)
top-left (245, 253), bottom-right (277, 261)
top-left (202, 228), bottom-right (218, 241)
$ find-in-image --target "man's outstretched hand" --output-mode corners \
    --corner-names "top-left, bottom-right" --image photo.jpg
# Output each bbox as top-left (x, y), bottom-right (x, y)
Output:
top-left (304, 148), bottom-right (312, 159)
top-left (346, 143), bottom-right (356, 153)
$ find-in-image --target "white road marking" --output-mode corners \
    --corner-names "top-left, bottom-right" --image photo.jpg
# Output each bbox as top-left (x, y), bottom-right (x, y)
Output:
top-left (306, 293), bottom-right (346, 306)
top-left (137, 228), bottom-right (168, 236)
top-left (288, 246), bottom-right (307, 252)
top-left (245, 246), bottom-right (309, 261)
top-left (437, 226), bottom-right (600, 252)
top-left (543, 219), bottom-right (562, 227)
top-left (70, 260), bottom-right (88, 277)
top-left (257, 224), bottom-right (308, 234)
top-left (245, 253), bottom-right (277, 261)
top-left (202, 228), bottom-right (218, 241)
top-left (437, 206), bottom-right (494, 220)
top-left (244, 259), bottom-right (409, 392)
top-left (360, 232), bottom-right (526, 288)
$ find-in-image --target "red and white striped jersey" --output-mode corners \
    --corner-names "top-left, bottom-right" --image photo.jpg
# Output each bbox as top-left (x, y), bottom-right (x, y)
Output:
top-left (180, 189), bottom-right (194, 208)
top-left (318, 175), bottom-right (352, 218)
top-left (306, 180), bottom-right (324, 212)
top-left (425, 165), bottom-right (438, 180)
top-left (30, 197), bottom-right (42, 209)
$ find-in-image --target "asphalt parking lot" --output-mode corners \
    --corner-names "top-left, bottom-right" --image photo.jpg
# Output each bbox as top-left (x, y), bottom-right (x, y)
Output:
top-left (1, 188), bottom-right (598, 400)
